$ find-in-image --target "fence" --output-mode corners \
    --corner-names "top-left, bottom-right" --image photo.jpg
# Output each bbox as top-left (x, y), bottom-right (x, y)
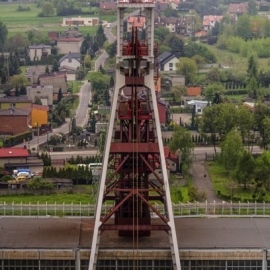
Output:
top-left (1, 201), bottom-right (270, 217)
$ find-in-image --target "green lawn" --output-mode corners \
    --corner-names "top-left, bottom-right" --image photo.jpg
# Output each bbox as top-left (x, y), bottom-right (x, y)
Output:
top-left (207, 161), bottom-right (270, 202)
top-left (206, 44), bottom-right (270, 74)
top-left (0, 192), bottom-right (94, 204)
top-left (0, 3), bottom-right (98, 37)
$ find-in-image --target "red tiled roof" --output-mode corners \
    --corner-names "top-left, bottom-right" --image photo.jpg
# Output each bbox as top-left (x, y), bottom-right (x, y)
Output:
top-left (99, 2), bottom-right (116, 10)
top-left (187, 87), bottom-right (202, 96)
top-left (164, 147), bottom-right (178, 160)
top-left (0, 148), bottom-right (29, 158)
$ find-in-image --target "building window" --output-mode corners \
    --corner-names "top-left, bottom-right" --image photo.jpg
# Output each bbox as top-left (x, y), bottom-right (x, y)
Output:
top-left (169, 63), bottom-right (173, 67)
top-left (68, 59), bottom-right (72, 63)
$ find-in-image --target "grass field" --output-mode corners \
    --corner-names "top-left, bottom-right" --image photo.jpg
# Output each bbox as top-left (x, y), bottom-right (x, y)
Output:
top-left (207, 161), bottom-right (270, 202)
top-left (206, 44), bottom-right (270, 74)
top-left (0, 3), bottom-right (99, 37)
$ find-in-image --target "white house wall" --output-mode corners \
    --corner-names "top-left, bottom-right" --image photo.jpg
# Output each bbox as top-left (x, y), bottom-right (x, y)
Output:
top-left (66, 73), bottom-right (76, 81)
top-left (60, 58), bottom-right (80, 70)
top-left (163, 57), bottom-right (179, 71)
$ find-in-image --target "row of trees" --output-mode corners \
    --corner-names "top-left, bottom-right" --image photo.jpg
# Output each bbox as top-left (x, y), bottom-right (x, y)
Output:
top-left (219, 128), bottom-right (270, 201)
top-left (200, 102), bottom-right (270, 153)
top-left (42, 166), bottom-right (94, 184)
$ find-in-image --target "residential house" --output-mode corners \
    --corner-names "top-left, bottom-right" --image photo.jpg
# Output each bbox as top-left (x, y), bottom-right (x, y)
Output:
top-left (62, 17), bottom-right (99, 27)
top-left (26, 84), bottom-right (53, 106)
top-left (99, 2), bottom-right (117, 11)
top-left (58, 66), bottom-right (77, 81)
top-left (187, 100), bottom-right (208, 114)
top-left (59, 52), bottom-right (81, 70)
top-left (195, 30), bottom-right (208, 38)
top-left (169, 0), bottom-right (180, 10)
top-left (0, 96), bottom-right (32, 109)
top-left (64, 28), bottom-right (83, 38)
top-left (203, 15), bottom-right (223, 31)
top-left (243, 102), bottom-right (255, 112)
top-left (0, 107), bottom-right (31, 135)
top-left (56, 37), bottom-right (84, 55)
top-left (0, 148), bottom-right (29, 170)
top-left (228, 2), bottom-right (248, 17)
top-left (149, 147), bottom-right (178, 182)
top-left (0, 147), bottom-right (43, 173)
top-left (25, 66), bottom-right (47, 84)
top-left (28, 44), bottom-right (51, 61)
top-left (164, 146), bottom-right (178, 173)
top-left (38, 72), bottom-right (68, 94)
top-left (48, 31), bottom-right (60, 42)
top-left (159, 51), bottom-right (179, 71)
top-left (167, 74), bottom-right (185, 86)
top-left (182, 86), bottom-right (202, 107)
top-left (127, 16), bottom-right (145, 32)
top-left (30, 104), bottom-right (49, 127)
top-left (155, 15), bottom-right (194, 35)
top-left (20, 104), bottom-right (49, 127)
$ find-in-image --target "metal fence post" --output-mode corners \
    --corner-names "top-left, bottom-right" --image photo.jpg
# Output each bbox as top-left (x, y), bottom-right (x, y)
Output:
top-left (4, 202), bottom-right (6, 216)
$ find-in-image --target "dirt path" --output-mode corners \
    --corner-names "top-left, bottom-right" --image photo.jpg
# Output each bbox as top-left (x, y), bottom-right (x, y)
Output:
top-left (189, 161), bottom-right (222, 203)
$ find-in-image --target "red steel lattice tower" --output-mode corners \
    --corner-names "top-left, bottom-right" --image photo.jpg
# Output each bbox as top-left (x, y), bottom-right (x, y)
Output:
top-left (89, 0), bottom-right (181, 269)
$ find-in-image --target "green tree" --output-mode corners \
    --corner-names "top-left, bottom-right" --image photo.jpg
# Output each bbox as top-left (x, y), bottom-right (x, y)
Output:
top-left (57, 88), bottom-right (63, 102)
top-left (237, 105), bottom-right (255, 150)
top-left (0, 22), bottom-right (8, 50)
top-left (216, 103), bottom-right (238, 140)
top-left (247, 76), bottom-right (258, 98)
top-left (154, 27), bottom-right (170, 42)
top-left (233, 150), bottom-right (255, 189)
top-left (41, 2), bottom-right (55, 16)
top-left (34, 97), bottom-right (42, 105)
top-left (176, 57), bottom-right (197, 84)
top-left (9, 74), bottom-right (28, 88)
top-left (248, 0), bottom-right (257, 16)
top-left (220, 128), bottom-right (244, 176)
top-left (254, 150), bottom-right (270, 190)
top-left (206, 67), bottom-right (221, 83)
top-left (45, 65), bottom-right (50, 74)
top-left (171, 85), bottom-right (187, 103)
top-left (204, 84), bottom-right (225, 103)
top-left (236, 14), bottom-right (252, 39)
top-left (84, 54), bottom-right (91, 69)
top-left (51, 59), bottom-right (59, 72)
top-left (168, 125), bottom-right (194, 168)
top-left (200, 104), bottom-right (220, 154)
top-left (96, 24), bottom-right (107, 48)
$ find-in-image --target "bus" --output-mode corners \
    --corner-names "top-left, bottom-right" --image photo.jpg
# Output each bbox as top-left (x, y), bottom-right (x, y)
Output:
top-left (88, 163), bottom-right (102, 182)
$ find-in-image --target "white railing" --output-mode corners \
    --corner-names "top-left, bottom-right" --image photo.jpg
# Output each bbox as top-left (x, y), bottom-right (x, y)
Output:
top-left (1, 201), bottom-right (270, 217)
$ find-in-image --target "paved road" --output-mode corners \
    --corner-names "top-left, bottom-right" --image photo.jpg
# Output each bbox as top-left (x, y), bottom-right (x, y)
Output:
top-left (17, 81), bottom-right (91, 150)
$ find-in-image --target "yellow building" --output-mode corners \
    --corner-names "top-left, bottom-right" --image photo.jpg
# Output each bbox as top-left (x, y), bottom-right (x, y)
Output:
top-left (30, 104), bottom-right (49, 127)
top-left (21, 104), bottom-right (49, 127)
top-left (0, 96), bottom-right (32, 109)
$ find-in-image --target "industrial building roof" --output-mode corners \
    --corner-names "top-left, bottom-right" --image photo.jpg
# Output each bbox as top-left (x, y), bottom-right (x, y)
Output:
top-left (0, 217), bottom-right (270, 250)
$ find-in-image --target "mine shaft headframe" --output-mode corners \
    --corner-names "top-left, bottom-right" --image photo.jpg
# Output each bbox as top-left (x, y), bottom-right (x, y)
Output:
top-left (116, 0), bottom-right (156, 64)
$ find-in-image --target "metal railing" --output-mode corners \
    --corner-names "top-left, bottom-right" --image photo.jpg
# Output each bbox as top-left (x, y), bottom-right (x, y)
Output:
top-left (1, 201), bottom-right (270, 217)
